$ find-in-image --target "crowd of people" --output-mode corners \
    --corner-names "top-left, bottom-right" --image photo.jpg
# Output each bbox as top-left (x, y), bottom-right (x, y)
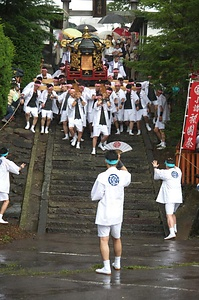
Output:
top-left (1, 61), bottom-right (172, 155)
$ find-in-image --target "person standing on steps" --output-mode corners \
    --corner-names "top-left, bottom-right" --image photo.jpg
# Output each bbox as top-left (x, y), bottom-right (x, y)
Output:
top-left (0, 147), bottom-right (26, 224)
top-left (152, 157), bottom-right (183, 240)
top-left (91, 150), bottom-right (131, 275)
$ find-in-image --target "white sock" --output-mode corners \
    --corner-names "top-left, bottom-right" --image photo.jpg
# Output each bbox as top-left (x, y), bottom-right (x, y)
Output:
top-left (174, 224), bottom-right (177, 233)
top-left (41, 126), bottom-right (44, 131)
top-left (103, 260), bottom-right (111, 270)
top-left (114, 256), bottom-right (121, 265)
top-left (169, 227), bottom-right (175, 235)
top-left (0, 214), bottom-right (3, 218)
top-left (65, 133), bottom-right (69, 138)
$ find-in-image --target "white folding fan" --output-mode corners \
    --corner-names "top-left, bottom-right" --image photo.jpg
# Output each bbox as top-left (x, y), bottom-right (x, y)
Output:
top-left (104, 141), bottom-right (132, 153)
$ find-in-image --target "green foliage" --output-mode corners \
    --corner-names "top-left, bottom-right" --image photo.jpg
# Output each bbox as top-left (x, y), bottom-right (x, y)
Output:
top-left (127, 0), bottom-right (199, 96)
top-left (0, 23), bottom-right (14, 116)
top-left (107, 0), bottom-right (131, 11)
top-left (0, 0), bottom-right (62, 87)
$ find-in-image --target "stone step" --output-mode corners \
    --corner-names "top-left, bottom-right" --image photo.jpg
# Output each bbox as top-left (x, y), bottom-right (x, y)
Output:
top-left (46, 223), bottom-right (164, 237)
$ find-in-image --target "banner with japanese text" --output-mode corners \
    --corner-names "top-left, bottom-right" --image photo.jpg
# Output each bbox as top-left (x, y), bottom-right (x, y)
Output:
top-left (183, 81), bottom-right (199, 150)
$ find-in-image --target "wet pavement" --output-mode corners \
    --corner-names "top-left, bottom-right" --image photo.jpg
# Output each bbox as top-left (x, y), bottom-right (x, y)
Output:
top-left (1, 233), bottom-right (199, 299)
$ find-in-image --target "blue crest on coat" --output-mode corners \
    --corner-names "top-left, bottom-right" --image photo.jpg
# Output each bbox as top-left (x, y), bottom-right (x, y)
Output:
top-left (108, 174), bottom-right (119, 186)
top-left (171, 171), bottom-right (178, 178)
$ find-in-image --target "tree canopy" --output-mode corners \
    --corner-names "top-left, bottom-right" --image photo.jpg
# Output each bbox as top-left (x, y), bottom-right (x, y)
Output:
top-left (129, 0), bottom-right (199, 93)
top-left (107, 0), bottom-right (131, 11)
top-left (0, 0), bottom-right (62, 86)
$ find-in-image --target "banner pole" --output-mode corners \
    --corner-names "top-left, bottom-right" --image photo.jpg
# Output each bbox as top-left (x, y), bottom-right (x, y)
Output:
top-left (177, 78), bottom-right (192, 167)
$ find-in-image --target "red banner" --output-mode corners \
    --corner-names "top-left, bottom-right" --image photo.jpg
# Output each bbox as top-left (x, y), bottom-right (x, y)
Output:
top-left (183, 82), bottom-right (199, 150)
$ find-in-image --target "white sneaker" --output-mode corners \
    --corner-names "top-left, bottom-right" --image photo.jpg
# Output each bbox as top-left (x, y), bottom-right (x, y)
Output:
top-left (76, 142), bottom-right (80, 149)
top-left (137, 130), bottom-right (141, 136)
top-left (98, 142), bottom-right (105, 151)
top-left (157, 145), bottom-right (166, 150)
top-left (0, 218), bottom-right (8, 224)
top-left (45, 128), bottom-right (49, 134)
top-left (146, 124), bottom-right (151, 131)
top-left (156, 142), bottom-right (162, 147)
top-left (164, 233), bottom-right (176, 240)
top-left (112, 262), bottom-right (121, 270)
top-left (41, 128), bottom-right (44, 134)
top-left (62, 135), bottom-right (69, 140)
top-left (129, 131), bottom-right (134, 136)
top-left (25, 123), bottom-right (30, 130)
top-left (95, 267), bottom-right (111, 275)
top-left (91, 148), bottom-right (96, 155)
top-left (30, 127), bottom-right (35, 133)
top-left (71, 137), bottom-right (77, 147)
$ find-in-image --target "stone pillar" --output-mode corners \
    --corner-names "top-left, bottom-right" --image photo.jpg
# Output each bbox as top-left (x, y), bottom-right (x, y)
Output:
top-left (129, 0), bottom-right (139, 10)
top-left (61, 0), bottom-right (71, 29)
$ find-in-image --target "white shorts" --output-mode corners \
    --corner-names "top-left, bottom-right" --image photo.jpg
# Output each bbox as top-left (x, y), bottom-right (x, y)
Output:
top-left (155, 119), bottom-right (165, 130)
top-left (0, 192), bottom-right (9, 201)
top-left (87, 112), bottom-right (94, 124)
top-left (69, 118), bottom-right (83, 132)
top-left (142, 108), bottom-right (149, 117)
top-left (124, 109), bottom-right (136, 122)
top-left (165, 203), bottom-right (180, 215)
top-left (60, 111), bottom-right (68, 123)
top-left (97, 223), bottom-right (122, 238)
top-left (93, 125), bottom-right (109, 137)
top-left (25, 106), bottom-right (38, 117)
top-left (41, 109), bottom-right (53, 119)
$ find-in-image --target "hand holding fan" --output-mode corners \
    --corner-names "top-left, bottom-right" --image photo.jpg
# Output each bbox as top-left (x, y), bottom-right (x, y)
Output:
top-left (104, 141), bottom-right (132, 154)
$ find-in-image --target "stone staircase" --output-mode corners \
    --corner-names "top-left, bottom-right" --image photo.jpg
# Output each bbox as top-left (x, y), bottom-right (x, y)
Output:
top-left (42, 123), bottom-right (164, 237)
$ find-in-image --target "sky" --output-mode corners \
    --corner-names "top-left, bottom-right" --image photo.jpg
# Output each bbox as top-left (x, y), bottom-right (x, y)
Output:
top-left (53, 0), bottom-right (113, 27)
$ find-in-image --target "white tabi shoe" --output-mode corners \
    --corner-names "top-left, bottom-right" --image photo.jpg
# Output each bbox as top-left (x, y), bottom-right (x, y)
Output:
top-left (0, 217), bottom-right (8, 224)
top-left (71, 137), bottom-right (77, 147)
top-left (98, 142), bottom-right (105, 151)
top-left (112, 262), bottom-right (121, 271)
top-left (95, 267), bottom-right (111, 275)
top-left (164, 233), bottom-right (176, 240)
top-left (25, 123), bottom-right (30, 130)
top-left (146, 124), bottom-right (152, 131)
top-left (91, 148), bottom-right (96, 155)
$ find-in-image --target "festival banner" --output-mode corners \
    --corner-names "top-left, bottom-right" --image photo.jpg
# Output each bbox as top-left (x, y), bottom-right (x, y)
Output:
top-left (183, 82), bottom-right (199, 150)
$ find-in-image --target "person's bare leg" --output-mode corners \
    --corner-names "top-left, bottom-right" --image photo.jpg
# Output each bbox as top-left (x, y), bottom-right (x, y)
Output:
top-left (0, 200), bottom-right (9, 215)
top-left (99, 236), bottom-right (110, 261)
top-left (112, 237), bottom-right (122, 270)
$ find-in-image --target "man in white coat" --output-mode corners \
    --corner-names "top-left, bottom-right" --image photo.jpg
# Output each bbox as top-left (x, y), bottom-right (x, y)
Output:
top-left (91, 150), bottom-right (131, 275)
top-left (20, 80), bottom-right (42, 133)
top-left (152, 157), bottom-right (183, 240)
top-left (0, 147), bottom-right (26, 224)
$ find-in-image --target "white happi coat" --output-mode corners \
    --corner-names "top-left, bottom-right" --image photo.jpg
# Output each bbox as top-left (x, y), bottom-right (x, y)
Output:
top-left (157, 94), bottom-right (170, 122)
top-left (22, 86), bottom-right (41, 112)
top-left (92, 101), bottom-right (112, 127)
top-left (67, 95), bottom-right (86, 122)
top-left (154, 167), bottom-right (183, 204)
top-left (114, 88), bottom-right (126, 121)
top-left (39, 90), bottom-right (59, 114)
top-left (91, 167), bottom-right (131, 226)
top-left (0, 157), bottom-right (20, 193)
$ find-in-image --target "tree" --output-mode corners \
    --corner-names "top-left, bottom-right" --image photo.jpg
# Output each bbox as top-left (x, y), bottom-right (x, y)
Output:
top-left (107, 0), bottom-right (131, 11)
top-left (127, 0), bottom-right (199, 94)
top-left (0, 0), bottom-right (62, 87)
top-left (0, 23), bottom-right (14, 116)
